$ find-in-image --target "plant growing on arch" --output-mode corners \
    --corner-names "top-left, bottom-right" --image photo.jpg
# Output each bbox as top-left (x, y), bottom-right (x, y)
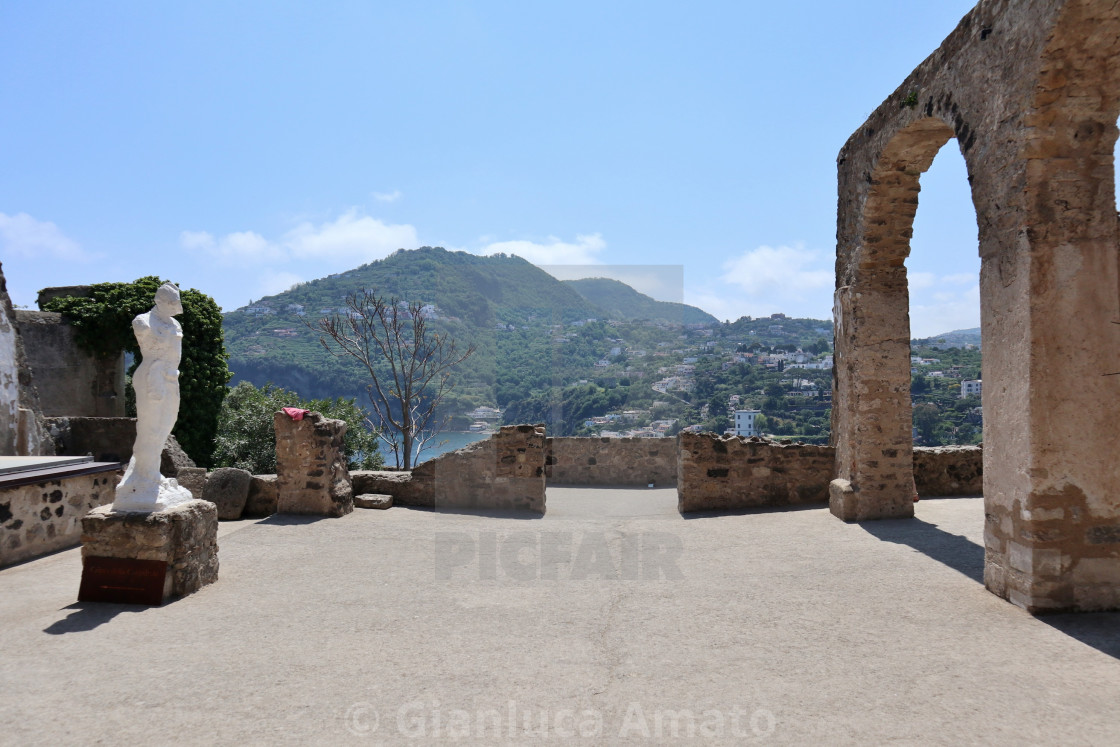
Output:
top-left (310, 290), bottom-right (475, 469)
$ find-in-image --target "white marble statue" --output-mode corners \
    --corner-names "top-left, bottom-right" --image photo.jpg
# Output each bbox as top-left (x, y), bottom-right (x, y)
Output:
top-left (112, 282), bottom-right (194, 512)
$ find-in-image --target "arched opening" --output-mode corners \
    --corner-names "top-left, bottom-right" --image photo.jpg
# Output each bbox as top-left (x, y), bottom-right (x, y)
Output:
top-left (907, 143), bottom-right (982, 452)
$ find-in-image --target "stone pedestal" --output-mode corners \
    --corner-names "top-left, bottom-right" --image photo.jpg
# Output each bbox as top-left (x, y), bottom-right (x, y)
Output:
top-left (274, 411), bottom-right (353, 517)
top-left (79, 499), bottom-right (218, 604)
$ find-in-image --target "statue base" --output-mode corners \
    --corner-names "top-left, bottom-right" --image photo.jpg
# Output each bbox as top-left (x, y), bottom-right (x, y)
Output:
top-left (78, 499), bottom-right (218, 605)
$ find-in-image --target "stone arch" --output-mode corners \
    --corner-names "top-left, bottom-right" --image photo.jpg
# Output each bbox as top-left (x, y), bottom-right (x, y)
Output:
top-left (831, 0), bottom-right (1120, 612)
top-left (832, 117), bottom-right (961, 522)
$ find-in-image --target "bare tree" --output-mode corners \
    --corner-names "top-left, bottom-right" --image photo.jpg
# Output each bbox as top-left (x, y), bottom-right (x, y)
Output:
top-left (310, 291), bottom-right (475, 469)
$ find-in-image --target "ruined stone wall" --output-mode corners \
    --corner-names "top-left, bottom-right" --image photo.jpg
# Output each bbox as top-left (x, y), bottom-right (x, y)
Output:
top-left (913, 445), bottom-right (983, 496)
top-left (274, 411), bottom-right (352, 517)
top-left (545, 437), bottom-right (677, 486)
top-left (1, 472), bottom-right (116, 567)
top-left (678, 434), bottom-right (983, 512)
top-left (15, 311), bottom-right (126, 418)
top-left (0, 262), bottom-right (51, 456)
top-left (45, 417), bottom-right (137, 463)
top-left (352, 425), bottom-right (546, 513)
top-left (678, 433), bottom-right (835, 513)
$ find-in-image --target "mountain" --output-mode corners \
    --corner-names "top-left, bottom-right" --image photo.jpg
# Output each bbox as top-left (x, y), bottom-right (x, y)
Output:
top-left (562, 277), bottom-right (718, 325)
top-left (915, 327), bottom-right (981, 347)
top-left (220, 247), bottom-right (722, 422)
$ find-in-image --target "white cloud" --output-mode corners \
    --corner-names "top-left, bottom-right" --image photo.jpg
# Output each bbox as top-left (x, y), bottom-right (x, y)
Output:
top-left (257, 270), bottom-right (305, 298)
top-left (721, 244), bottom-right (833, 297)
top-left (481, 233), bottom-right (606, 265)
top-left (180, 209), bottom-right (418, 267)
top-left (0, 212), bottom-right (92, 261)
top-left (909, 271), bottom-right (937, 289)
top-left (372, 190), bottom-right (402, 203)
top-left (284, 210), bottom-right (417, 262)
top-left (940, 272), bottom-right (975, 285)
top-left (910, 283), bottom-right (980, 338)
top-left (179, 229), bottom-right (282, 264)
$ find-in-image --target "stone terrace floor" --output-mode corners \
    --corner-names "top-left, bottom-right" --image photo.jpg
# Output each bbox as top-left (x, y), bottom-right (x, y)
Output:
top-left (2, 489), bottom-right (1119, 745)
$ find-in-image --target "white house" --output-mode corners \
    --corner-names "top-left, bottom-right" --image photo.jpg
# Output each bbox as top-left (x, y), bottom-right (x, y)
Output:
top-left (961, 379), bottom-right (982, 398)
top-left (734, 409), bottom-right (762, 438)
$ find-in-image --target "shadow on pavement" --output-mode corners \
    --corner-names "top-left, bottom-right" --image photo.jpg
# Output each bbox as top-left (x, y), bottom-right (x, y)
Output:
top-left (402, 505), bottom-right (545, 520)
top-left (861, 518), bottom-right (1120, 661)
top-left (1041, 612), bottom-right (1120, 661)
top-left (860, 517), bottom-right (984, 583)
top-left (43, 602), bottom-right (145, 635)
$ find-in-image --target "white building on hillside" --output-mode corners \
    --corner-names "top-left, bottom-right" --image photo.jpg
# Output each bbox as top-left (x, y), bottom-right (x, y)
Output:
top-left (961, 379), bottom-right (982, 398)
top-left (734, 409), bottom-right (762, 438)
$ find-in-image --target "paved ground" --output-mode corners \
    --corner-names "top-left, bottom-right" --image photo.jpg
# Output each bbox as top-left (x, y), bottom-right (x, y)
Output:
top-left (2, 489), bottom-right (1119, 745)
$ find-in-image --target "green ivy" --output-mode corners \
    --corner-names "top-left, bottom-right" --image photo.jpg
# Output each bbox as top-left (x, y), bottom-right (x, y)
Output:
top-left (41, 276), bottom-right (231, 466)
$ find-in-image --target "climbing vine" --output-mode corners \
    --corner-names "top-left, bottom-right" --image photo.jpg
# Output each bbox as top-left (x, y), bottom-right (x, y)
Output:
top-left (41, 276), bottom-right (231, 467)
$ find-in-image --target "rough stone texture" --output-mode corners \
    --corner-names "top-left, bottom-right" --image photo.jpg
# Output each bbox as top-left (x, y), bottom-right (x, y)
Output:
top-left (832, 0), bottom-right (1120, 611)
top-left (545, 436), bottom-right (677, 486)
top-left (176, 467), bottom-right (207, 502)
top-left (351, 424), bottom-right (546, 513)
top-left (274, 411), bottom-right (352, 517)
top-left (913, 445), bottom-right (983, 496)
top-left (14, 310), bottom-right (126, 418)
top-left (244, 474), bottom-right (278, 517)
top-left (354, 493), bottom-right (393, 509)
top-left (80, 499), bottom-right (218, 599)
top-left (159, 435), bottom-right (195, 477)
top-left (202, 467), bottom-right (252, 520)
top-left (678, 432), bottom-right (835, 513)
top-left (0, 261), bottom-right (53, 457)
top-left (0, 473), bottom-right (116, 567)
top-left (351, 470), bottom-right (429, 505)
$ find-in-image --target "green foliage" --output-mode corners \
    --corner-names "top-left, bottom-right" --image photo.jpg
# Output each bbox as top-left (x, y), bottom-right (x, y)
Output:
top-left (213, 381), bottom-right (384, 473)
top-left (42, 276), bottom-right (231, 466)
top-left (901, 91), bottom-right (919, 108)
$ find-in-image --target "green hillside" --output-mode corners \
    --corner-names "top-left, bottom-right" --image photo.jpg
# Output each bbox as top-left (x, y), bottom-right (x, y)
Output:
top-left (562, 277), bottom-right (718, 325)
top-left (221, 247), bottom-right (722, 428)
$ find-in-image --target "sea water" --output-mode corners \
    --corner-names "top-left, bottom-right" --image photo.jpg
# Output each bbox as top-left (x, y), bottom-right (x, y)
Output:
top-left (375, 431), bottom-right (490, 467)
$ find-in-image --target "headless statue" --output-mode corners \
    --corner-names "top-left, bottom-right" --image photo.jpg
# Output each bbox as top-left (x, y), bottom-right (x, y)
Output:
top-left (112, 282), bottom-right (194, 512)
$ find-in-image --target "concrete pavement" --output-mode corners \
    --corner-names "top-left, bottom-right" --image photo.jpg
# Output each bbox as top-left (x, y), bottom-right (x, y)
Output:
top-left (1, 488), bottom-right (1118, 744)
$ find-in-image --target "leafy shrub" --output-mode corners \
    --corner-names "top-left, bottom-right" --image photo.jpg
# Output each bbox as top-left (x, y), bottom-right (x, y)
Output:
top-left (213, 381), bottom-right (384, 474)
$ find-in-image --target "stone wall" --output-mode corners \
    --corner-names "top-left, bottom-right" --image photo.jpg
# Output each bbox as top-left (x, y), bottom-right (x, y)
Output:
top-left (0, 261), bottom-right (52, 456)
top-left (678, 434), bottom-right (984, 512)
top-left (15, 310), bottom-right (125, 418)
top-left (274, 411), bottom-right (352, 517)
top-left (913, 445), bottom-right (983, 496)
top-left (46, 417), bottom-right (137, 463)
top-left (352, 425), bottom-right (546, 513)
top-left (678, 433), bottom-right (835, 513)
top-left (1, 472), bottom-right (117, 567)
top-left (545, 437), bottom-right (676, 486)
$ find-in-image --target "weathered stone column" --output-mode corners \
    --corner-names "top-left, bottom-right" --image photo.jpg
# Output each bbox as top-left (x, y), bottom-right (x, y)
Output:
top-left (274, 411), bottom-right (353, 517)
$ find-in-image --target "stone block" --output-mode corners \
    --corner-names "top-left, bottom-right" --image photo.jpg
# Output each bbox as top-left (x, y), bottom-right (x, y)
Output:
top-left (202, 467), bottom-right (252, 520)
top-left (176, 467), bottom-right (207, 501)
top-left (354, 493), bottom-right (393, 509)
top-left (274, 411), bottom-right (353, 517)
top-left (829, 479), bottom-right (857, 522)
top-left (80, 499), bottom-right (218, 601)
top-left (245, 474), bottom-right (278, 517)
top-left (160, 435), bottom-right (196, 477)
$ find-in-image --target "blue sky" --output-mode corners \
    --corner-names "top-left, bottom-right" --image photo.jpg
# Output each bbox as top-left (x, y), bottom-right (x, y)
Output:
top-left (1, 0), bottom-right (987, 337)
